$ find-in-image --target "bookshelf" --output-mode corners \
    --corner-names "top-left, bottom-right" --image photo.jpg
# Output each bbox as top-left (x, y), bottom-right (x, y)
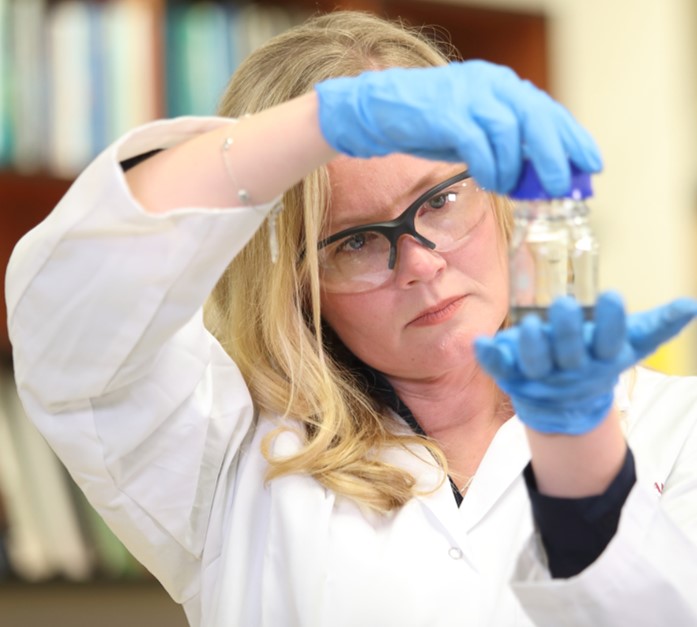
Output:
top-left (0, 0), bottom-right (548, 620)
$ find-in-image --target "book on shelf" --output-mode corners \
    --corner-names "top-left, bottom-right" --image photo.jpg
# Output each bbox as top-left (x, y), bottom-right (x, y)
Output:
top-left (103, 0), bottom-right (160, 148)
top-left (8, 0), bottom-right (49, 174)
top-left (0, 0), bottom-right (13, 168)
top-left (47, 1), bottom-right (94, 178)
top-left (167, 1), bottom-right (232, 117)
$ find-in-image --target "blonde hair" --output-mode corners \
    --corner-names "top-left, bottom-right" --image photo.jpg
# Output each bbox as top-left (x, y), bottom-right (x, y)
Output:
top-left (206, 11), bottom-right (511, 512)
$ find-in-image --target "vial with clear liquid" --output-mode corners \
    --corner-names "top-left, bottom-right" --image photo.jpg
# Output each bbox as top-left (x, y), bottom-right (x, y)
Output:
top-left (508, 161), bottom-right (598, 324)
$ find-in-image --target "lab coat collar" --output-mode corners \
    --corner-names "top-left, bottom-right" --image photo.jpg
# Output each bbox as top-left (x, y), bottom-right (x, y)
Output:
top-left (457, 416), bottom-right (530, 532)
top-left (384, 413), bottom-right (531, 552)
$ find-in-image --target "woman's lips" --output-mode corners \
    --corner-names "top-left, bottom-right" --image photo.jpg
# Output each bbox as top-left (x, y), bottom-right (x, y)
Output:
top-left (408, 295), bottom-right (466, 327)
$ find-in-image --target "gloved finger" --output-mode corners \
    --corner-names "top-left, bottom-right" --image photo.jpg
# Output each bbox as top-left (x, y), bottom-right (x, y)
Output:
top-left (549, 297), bottom-right (586, 370)
top-left (592, 291), bottom-right (626, 360)
top-left (628, 298), bottom-right (697, 360)
top-left (474, 335), bottom-right (518, 380)
top-left (502, 82), bottom-right (571, 196)
top-left (553, 103), bottom-right (604, 173)
top-left (454, 120), bottom-right (498, 192)
top-left (471, 99), bottom-right (522, 193)
top-left (518, 314), bottom-right (553, 378)
top-left (491, 76), bottom-right (567, 195)
top-left (523, 132), bottom-right (570, 196)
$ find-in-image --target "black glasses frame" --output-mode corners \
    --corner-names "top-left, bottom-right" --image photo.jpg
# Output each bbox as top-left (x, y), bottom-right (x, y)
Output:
top-left (318, 170), bottom-right (472, 270)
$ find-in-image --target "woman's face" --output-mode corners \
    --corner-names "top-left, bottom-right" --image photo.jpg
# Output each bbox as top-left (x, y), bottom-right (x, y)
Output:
top-left (319, 154), bottom-right (509, 381)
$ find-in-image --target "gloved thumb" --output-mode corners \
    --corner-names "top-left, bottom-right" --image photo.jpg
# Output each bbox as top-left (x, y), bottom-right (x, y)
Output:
top-left (474, 334), bottom-right (519, 379)
top-left (627, 298), bottom-right (697, 360)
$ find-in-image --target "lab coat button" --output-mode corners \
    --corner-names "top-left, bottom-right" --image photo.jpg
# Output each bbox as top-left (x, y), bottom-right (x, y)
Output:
top-left (448, 547), bottom-right (463, 560)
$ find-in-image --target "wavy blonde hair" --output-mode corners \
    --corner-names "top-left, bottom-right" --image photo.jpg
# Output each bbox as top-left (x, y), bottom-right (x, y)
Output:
top-left (205, 11), bottom-right (513, 512)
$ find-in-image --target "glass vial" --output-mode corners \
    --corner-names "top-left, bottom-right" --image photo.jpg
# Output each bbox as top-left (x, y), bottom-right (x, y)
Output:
top-left (508, 161), bottom-right (598, 323)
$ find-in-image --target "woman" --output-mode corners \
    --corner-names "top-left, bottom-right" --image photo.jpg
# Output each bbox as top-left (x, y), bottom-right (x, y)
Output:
top-left (7, 11), bottom-right (697, 627)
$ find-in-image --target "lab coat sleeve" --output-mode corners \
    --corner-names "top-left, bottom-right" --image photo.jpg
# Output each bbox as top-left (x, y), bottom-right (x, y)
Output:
top-left (511, 370), bottom-right (697, 626)
top-left (5, 117), bottom-right (276, 604)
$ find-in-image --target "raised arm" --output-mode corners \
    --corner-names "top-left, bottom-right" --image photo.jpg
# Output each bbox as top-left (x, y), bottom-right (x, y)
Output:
top-left (125, 92), bottom-right (335, 214)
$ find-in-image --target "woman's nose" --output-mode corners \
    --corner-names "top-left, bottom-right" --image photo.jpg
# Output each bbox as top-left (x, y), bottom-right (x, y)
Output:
top-left (392, 235), bottom-right (446, 288)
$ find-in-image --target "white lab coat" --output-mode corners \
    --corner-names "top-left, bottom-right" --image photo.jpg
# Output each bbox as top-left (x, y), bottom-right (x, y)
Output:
top-left (6, 118), bottom-right (697, 627)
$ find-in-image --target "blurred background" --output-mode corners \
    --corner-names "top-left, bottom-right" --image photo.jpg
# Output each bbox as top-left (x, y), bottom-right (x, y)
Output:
top-left (1, 0), bottom-right (696, 625)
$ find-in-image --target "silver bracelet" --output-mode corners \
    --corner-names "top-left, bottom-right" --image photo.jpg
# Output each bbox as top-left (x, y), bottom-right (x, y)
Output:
top-left (221, 135), bottom-right (252, 206)
top-left (221, 127), bottom-right (283, 263)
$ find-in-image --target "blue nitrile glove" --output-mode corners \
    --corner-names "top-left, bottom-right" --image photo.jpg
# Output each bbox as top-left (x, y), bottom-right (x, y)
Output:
top-left (474, 292), bottom-right (697, 435)
top-left (314, 60), bottom-right (602, 195)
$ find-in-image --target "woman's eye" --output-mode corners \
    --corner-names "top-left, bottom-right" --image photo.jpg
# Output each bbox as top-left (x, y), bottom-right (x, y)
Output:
top-left (337, 233), bottom-right (367, 253)
top-left (428, 194), bottom-right (447, 209)
top-left (425, 191), bottom-right (456, 211)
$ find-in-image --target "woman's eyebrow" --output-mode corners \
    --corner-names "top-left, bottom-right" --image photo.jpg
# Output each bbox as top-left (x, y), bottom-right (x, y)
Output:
top-left (327, 165), bottom-right (464, 234)
top-left (403, 165), bottom-right (463, 199)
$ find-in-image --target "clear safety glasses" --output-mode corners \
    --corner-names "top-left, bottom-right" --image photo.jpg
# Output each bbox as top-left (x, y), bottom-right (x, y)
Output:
top-left (317, 170), bottom-right (490, 293)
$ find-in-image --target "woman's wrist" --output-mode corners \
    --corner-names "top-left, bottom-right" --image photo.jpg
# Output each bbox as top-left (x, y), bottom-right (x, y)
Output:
top-left (525, 404), bottom-right (627, 498)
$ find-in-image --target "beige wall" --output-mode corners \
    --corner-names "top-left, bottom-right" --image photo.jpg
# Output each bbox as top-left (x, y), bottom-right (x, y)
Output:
top-left (433, 0), bottom-right (697, 374)
top-left (550, 0), bottom-right (697, 375)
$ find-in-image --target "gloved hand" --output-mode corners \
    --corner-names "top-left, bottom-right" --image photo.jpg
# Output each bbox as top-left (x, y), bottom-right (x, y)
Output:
top-left (314, 60), bottom-right (602, 195)
top-left (473, 293), bottom-right (697, 435)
